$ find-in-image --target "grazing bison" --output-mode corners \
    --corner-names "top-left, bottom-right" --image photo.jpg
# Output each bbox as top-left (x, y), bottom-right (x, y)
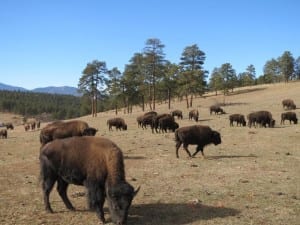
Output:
top-left (281, 112), bottom-right (298, 125)
top-left (188, 109), bottom-right (199, 122)
top-left (229, 114), bottom-right (247, 127)
top-left (175, 125), bottom-right (221, 158)
top-left (151, 113), bottom-right (171, 133)
top-left (40, 120), bottom-right (95, 146)
top-left (4, 122), bottom-right (14, 130)
top-left (0, 129), bottom-right (7, 138)
top-left (282, 99), bottom-right (296, 110)
top-left (158, 115), bottom-right (179, 133)
top-left (39, 136), bottom-right (139, 225)
top-left (107, 118), bottom-right (127, 131)
top-left (210, 105), bottom-right (225, 115)
top-left (171, 110), bottom-right (183, 119)
top-left (82, 127), bottom-right (98, 136)
top-left (247, 111), bottom-right (275, 128)
top-left (137, 111), bottom-right (157, 129)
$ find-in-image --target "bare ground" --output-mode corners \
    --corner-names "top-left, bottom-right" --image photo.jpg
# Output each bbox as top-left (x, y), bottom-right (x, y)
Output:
top-left (0, 82), bottom-right (299, 225)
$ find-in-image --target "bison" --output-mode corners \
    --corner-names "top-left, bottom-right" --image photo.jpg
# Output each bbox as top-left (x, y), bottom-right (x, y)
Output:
top-left (40, 120), bottom-right (95, 146)
top-left (229, 114), bottom-right (247, 127)
top-left (280, 112), bottom-right (298, 125)
top-left (0, 129), bottom-right (7, 139)
top-left (151, 113), bottom-right (171, 133)
top-left (3, 122), bottom-right (14, 130)
top-left (210, 105), bottom-right (225, 115)
top-left (282, 99), bottom-right (296, 110)
top-left (188, 109), bottom-right (199, 122)
top-left (107, 118), bottom-right (127, 131)
top-left (158, 115), bottom-right (179, 133)
top-left (175, 125), bottom-right (221, 158)
top-left (171, 110), bottom-right (183, 119)
top-left (39, 136), bottom-right (139, 225)
top-left (247, 111), bottom-right (275, 128)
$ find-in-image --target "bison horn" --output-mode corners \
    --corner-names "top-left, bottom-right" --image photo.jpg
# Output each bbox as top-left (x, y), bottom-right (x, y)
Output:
top-left (133, 186), bottom-right (141, 197)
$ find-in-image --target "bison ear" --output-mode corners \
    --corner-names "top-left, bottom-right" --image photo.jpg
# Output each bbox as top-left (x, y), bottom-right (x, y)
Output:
top-left (133, 186), bottom-right (141, 198)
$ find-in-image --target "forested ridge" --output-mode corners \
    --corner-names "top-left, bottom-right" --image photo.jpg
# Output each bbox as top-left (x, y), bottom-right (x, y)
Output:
top-left (0, 90), bottom-right (84, 120)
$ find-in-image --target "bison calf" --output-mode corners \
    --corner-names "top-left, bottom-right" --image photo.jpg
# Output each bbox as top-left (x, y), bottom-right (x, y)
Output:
top-left (189, 109), bottom-right (199, 122)
top-left (175, 125), bottom-right (221, 158)
top-left (40, 136), bottom-right (139, 225)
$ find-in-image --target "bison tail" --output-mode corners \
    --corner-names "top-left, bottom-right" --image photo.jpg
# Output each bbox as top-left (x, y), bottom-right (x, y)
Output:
top-left (174, 129), bottom-right (180, 142)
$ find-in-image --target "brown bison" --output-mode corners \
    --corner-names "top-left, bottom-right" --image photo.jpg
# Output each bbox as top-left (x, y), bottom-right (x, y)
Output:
top-left (188, 109), bottom-right (199, 122)
top-left (0, 129), bottom-right (7, 138)
top-left (282, 99), bottom-right (296, 110)
top-left (39, 136), bottom-right (139, 225)
top-left (107, 118), bottom-right (127, 131)
top-left (137, 111), bottom-right (157, 129)
top-left (229, 114), bottom-right (247, 126)
top-left (40, 120), bottom-right (95, 146)
top-left (247, 111), bottom-right (275, 128)
top-left (171, 110), bottom-right (183, 119)
top-left (175, 125), bottom-right (222, 158)
top-left (210, 105), bottom-right (225, 115)
top-left (158, 115), bottom-right (179, 133)
top-left (3, 122), bottom-right (14, 130)
top-left (151, 113), bottom-right (172, 133)
top-left (281, 112), bottom-right (298, 124)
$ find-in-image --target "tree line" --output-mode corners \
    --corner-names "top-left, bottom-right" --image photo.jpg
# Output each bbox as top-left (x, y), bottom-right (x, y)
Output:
top-left (0, 90), bottom-right (86, 120)
top-left (78, 38), bottom-right (300, 115)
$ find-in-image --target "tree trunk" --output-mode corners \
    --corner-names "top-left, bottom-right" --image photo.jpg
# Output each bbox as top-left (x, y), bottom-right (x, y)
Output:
top-left (168, 88), bottom-right (171, 109)
top-left (189, 94), bottom-right (193, 107)
top-left (185, 94), bottom-right (189, 108)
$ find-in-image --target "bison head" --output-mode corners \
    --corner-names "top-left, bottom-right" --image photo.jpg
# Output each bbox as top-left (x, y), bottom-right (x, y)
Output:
top-left (106, 183), bottom-right (139, 225)
top-left (82, 127), bottom-right (98, 136)
top-left (212, 131), bottom-right (221, 145)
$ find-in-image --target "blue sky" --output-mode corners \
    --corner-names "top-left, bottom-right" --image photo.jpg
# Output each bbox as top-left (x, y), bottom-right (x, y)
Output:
top-left (0, 0), bottom-right (299, 89)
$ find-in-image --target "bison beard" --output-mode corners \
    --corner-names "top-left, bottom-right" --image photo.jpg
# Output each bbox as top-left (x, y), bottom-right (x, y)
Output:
top-left (39, 136), bottom-right (139, 225)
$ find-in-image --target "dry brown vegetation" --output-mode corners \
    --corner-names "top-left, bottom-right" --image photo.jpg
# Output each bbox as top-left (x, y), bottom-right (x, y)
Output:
top-left (0, 82), bottom-right (299, 225)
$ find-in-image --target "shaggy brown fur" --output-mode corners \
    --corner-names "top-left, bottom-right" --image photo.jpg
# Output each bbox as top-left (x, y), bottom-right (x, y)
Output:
top-left (188, 109), bottom-right (199, 122)
top-left (247, 111), bottom-right (275, 128)
top-left (39, 120), bottom-right (94, 146)
top-left (175, 125), bottom-right (221, 158)
top-left (229, 114), bottom-right (247, 127)
top-left (282, 99), bottom-right (296, 110)
top-left (39, 136), bottom-right (139, 225)
top-left (281, 112), bottom-right (298, 124)
top-left (107, 117), bottom-right (127, 131)
top-left (0, 129), bottom-right (7, 138)
top-left (158, 114), bottom-right (179, 133)
top-left (210, 105), bottom-right (226, 115)
top-left (171, 110), bottom-right (183, 119)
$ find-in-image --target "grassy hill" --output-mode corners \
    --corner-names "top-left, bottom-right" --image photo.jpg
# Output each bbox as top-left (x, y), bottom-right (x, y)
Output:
top-left (0, 82), bottom-right (299, 225)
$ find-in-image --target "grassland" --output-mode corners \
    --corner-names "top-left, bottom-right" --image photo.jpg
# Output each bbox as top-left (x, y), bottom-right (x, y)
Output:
top-left (0, 82), bottom-right (299, 225)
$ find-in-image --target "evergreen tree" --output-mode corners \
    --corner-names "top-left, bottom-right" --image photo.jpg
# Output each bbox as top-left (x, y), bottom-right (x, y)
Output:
top-left (78, 60), bottom-right (107, 116)
top-left (179, 44), bottom-right (207, 108)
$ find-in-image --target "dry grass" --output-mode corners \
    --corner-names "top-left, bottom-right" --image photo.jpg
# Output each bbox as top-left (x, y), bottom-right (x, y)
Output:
top-left (1, 82), bottom-right (300, 225)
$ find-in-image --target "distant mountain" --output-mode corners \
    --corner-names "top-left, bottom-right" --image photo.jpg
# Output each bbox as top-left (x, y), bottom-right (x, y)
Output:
top-left (0, 82), bottom-right (81, 96)
top-left (32, 86), bottom-right (81, 96)
top-left (0, 82), bottom-right (27, 91)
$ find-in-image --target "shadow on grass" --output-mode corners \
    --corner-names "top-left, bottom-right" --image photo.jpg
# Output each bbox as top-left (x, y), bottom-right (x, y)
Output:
top-left (207, 154), bottom-right (257, 160)
top-left (198, 119), bottom-right (213, 122)
top-left (129, 203), bottom-right (240, 225)
top-left (227, 87), bottom-right (267, 96)
top-left (124, 156), bottom-right (146, 160)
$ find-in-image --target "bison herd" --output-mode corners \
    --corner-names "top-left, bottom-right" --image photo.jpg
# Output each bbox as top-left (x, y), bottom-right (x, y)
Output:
top-left (0, 97), bottom-right (298, 225)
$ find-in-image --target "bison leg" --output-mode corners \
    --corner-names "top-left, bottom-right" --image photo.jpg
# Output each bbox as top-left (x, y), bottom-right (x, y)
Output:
top-left (57, 178), bottom-right (75, 211)
top-left (42, 175), bottom-right (57, 213)
top-left (86, 181), bottom-right (106, 224)
top-left (175, 141), bottom-right (182, 158)
top-left (182, 143), bottom-right (192, 158)
top-left (192, 145), bottom-right (204, 158)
